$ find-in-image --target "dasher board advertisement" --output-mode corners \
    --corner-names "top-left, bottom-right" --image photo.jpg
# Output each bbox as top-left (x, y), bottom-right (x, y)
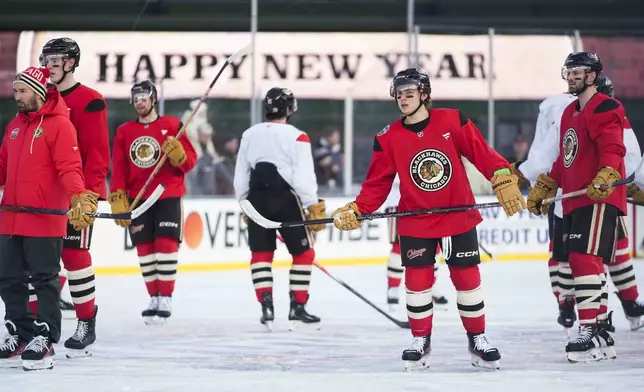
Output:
top-left (18, 31), bottom-right (575, 101)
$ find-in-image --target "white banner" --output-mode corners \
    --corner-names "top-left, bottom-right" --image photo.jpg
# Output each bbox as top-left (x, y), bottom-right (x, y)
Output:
top-left (18, 31), bottom-right (575, 100)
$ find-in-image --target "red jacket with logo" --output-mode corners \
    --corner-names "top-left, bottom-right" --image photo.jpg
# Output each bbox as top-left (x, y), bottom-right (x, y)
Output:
top-left (0, 87), bottom-right (86, 237)
top-left (110, 116), bottom-right (197, 200)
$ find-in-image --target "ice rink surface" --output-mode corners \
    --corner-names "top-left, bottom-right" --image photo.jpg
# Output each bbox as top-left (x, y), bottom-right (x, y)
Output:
top-left (2, 260), bottom-right (644, 392)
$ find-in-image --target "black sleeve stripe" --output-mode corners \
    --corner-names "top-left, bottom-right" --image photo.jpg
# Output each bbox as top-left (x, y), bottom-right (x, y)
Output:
top-left (594, 98), bottom-right (620, 114)
top-left (84, 98), bottom-right (106, 112)
top-left (458, 110), bottom-right (469, 127)
top-left (373, 136), bottom-right (383, 151)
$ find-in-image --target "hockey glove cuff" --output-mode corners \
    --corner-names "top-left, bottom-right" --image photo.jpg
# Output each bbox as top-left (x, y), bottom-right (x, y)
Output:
top-left (527, 173), bottom-right (558, 216)
top-left (628, 184), bottom-right (644, 203)
top-left (332, 201), bottom-right (362, 231)
top-left (307, 200), bottom-right (327, 232)
top-left (162, 136), bottom-right (187, 167)
top-left (587, 167), bottom-right (620, 200)
top-left (68, 190), bottom-right (99, 231)
top-left (108, 189), bottom-right (132, 228)
top-left (510, 161), bottom-right (529, 188)
top-left (491, 173), bottom-right (527, 217)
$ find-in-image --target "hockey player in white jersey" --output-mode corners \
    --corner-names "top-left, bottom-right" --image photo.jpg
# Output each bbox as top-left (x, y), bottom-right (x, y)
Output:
top-left (234, 87), bottom-right (325, 331)
top-left (383, 175), bottom-right (448, 311)
top-left (512, 76), bottom-right (644, 332)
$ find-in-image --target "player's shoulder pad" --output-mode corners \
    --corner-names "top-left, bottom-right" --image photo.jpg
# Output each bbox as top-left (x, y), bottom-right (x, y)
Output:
top-left (373, 136), bottom-right (383, 152)
top-left (594, 98), bottom-right (621, 114)
top-left (457, 110), bottom-right (470, 127)
top-left (84, 98), bottom-right (106, 113)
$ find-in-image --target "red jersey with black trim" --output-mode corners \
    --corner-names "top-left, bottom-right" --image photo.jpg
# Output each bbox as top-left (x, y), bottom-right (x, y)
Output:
top-left (110, 115), bottom-right (197, 200)
top-left (356, 108), bottom-right (510, 239)
top-left (549, 93), bottom-right (627, 215)
top-left (60, 83), bottom-right (110, 200)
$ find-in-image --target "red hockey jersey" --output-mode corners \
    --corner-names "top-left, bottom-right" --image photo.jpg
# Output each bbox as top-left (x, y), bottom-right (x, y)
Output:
top-left (549, 93), bottom-right (627, 215)
top-left (110, 116), bottom-right (197, 200)
top-left (355, 109), bottom-right (510, 239)
top-left (60, 83), bottom-right (110, 200)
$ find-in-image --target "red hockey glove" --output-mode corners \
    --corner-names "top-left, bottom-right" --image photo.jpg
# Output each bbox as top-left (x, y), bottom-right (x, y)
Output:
top-left (306, 200), bottom-right (327, 232)
top-left (491, 172), bottom-right (527, 217)
top-left (108, 189), bottom-right (131, 228)
top-left (587, 167), bottom-right (620, 200)
top-left (527, 173), bottom-right (558, 216)
top-left (162, 136), bottom-right (187, 167)
top-left (68, 191), bottom-right (99, 231)
top-left (332, 201), bottom-right (362, 231)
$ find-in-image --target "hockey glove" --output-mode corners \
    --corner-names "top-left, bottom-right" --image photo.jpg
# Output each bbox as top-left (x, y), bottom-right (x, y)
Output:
top-left (162, 136), bottom-right (187, 167)
top-left (68, 191), bottom-right (99, 231)
top-left (587, 167), bottom-right (620, 200)
top-left (332, 201), bottom-right (362, 231)
top-left (108, 189), bottom-right (132, 228)
top-left (526, 173), bottom-right (558, 216)
top-left (306, 200), bottom-right (327, 232)
top-left (628, 184), bottom-right (644, 204)
top-left (242, 213), bottom-right (248, 225)
top-left (491, 172), bottom-right (527, 217)
top-left (509, 161), bottom-right (529, 189)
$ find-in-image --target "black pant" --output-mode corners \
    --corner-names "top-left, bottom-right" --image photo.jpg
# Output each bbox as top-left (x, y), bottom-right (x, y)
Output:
top-left (0, 235), bottom-right (63, 343)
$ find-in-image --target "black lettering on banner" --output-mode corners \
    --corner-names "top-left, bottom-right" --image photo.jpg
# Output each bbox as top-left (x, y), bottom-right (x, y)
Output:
top-left (297, 54), bottom-right (322, 80)
top-left (327, 54), bottom-right (361, 79)
top-left (224, 211), bottom-right (235, 247)
top-left (227, 54), bottom-right (247, 79)
top-left (264, 54), bottom-right (288, 79)
top-left (206, 212), bottom-right (222, 248)
top-left (164, 54), bottom-right (188, 79)
top-left (194, 54), bottom-right (217, 79)
top-left (133, 54), bottom-right (157, 82)
top-left (375, 53), bottom-right (403, 77)
top-left (467, 53), bottom-right (486, 78)
top-left (98, 54), bottom-right (125, 82)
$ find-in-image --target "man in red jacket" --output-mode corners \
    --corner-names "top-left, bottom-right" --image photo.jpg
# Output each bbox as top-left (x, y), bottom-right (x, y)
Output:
top-left (32, 37), bottom-right (110, 357)
top-left (109, 80), bottom-right (196, 325)
top-left (0, 67), bottom-right (98, 371)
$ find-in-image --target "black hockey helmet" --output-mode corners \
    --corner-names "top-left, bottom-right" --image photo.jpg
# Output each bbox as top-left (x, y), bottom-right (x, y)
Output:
top-left (130, 80), bottom-right (158, 104)
top-left (596, 76), bottom-right (614, 98)
top-left (39, 37), bottom-right (81, 68)
top-left (389, 68), bottom-right (431, 99)
top-left (264, 87), bottom-right (298, 118)
top-left (561, 52), bottom-right (602, 78)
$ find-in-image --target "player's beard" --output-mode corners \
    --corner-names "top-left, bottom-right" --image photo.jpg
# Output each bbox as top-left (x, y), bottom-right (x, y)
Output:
top-left (568, 76), bottom-right (589, 96)
top-left (16, 95), bottom-right (39, 113)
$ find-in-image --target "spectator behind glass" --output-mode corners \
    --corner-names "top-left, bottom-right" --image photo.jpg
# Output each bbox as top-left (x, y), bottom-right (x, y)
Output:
top-left (313, 127), bottom-right (344, 189)
top-left (182, 99), bottom-right (221, 195)
top-left (506, 133), bottom-right (530, 193)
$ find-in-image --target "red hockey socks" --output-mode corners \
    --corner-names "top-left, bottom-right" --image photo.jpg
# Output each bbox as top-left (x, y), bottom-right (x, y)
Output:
top-left (251, 251), bottom-right (274, 302)
top-left (61, 248), bottom-right (96, 320)
top-left (608, 237), bottom-right (638, 301)
top-left (155, 237), bottom-right (179, 297)
top-left (387, 241), bottom-right (403, 288)
top-left (405, 266), bottom-right (434, 337)
top-left (568, 252), bottom-right (604, 326)
top-left (290, 248), bottom-right (315, 304)
top-left (136, 243), bottom-right (158, 296)
top-left (450, 265), bottom-right (485, 334)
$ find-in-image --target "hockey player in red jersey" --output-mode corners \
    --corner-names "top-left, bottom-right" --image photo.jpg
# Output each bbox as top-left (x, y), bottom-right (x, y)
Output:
top-left (528, 52), bottom-right (625, 362)
top-left (109, 80), bottom-right (196, 325)
top-left (332, 68), bottom-right (526, 371)
top-left (29, 37), bottom-right (110, 357)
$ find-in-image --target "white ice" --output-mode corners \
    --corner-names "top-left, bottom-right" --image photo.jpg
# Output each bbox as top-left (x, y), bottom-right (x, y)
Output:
top-left (2, 260), bottom-right (644, 392)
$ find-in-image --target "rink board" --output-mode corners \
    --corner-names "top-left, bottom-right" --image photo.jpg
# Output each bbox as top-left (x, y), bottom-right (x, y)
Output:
top-left (89, 196), bottom-right (639, 275)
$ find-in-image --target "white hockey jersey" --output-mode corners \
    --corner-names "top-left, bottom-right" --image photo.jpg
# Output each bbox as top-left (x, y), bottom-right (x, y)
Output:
top-left (523, 93), bottom-right (641, 217)
top-left (233, 122), bottom-right (319, 207)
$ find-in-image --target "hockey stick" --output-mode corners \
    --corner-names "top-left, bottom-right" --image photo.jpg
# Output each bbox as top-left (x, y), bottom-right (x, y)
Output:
top-left (313, 261), bottom-right (410, 329)
top-left (129, 43), bottom-right (252, 210)
top-left (543, 173), bottom-right (635, 205)
top-left (479, 244), bottom-right (494, 260)
top-left (0, 184), bottom-right (164, 220)
top-left (627, 198), bottom-right (644, 207)
top-left (240, 199), bottom-right (503, 230)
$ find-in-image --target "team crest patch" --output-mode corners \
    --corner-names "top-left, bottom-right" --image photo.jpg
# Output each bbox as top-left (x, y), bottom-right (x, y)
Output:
top-left (9, 128), bottom-right (19, 139)
top-left (377, 125), bottom-right (390, 136)
top-left (562, 128), bottom-right (578, 168)
top-left (130, 136), bottom-right (161, 168)
top-left (33, 127), bottom-right (43, 138)
top-left (409, 149), bottom-right (452, 192)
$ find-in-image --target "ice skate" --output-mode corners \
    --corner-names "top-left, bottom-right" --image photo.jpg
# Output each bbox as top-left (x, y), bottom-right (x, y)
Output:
top-left (557, 297), bottom-right (577, 338)
top-left (142, 295), bottom-right (159, 325)
top-left (468, 332), bottom-right (500, 370)
top-left (21, 322), bottom-right (55, 371)
top-left (616, 292), bottom-right (644, 331)
top-left (387, 287), bottom-right (399, 312)
top-left (259, 292), bottom-right (275, 332)
top-left (565, 325), bottom-right (603, 363)
top-left (64, 306), bottom-right (97, 358)
top-left (156, 296), bottom-right (172, 324)
top-left (0, 321), bottom-right (27, 368)
top-left (60, 297), bottom-right (76, 320)
top-left (597, 313), bottom-right (616, 360)
top-left (288, 293), bottom-right (321, 331)
top-left (402, 335), bottom-right (431, 371)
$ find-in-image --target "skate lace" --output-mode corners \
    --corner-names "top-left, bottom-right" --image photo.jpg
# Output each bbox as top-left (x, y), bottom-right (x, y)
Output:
top-left (0, 334), bottom-right (18, 352)
top-left (407, 336), bottom-right (426, 354)
top-left (71, 321), bottom-right (89, 341)
top-left (24, 336), bottom-right (48, 353)
top-left (158, 297), bottom-right (171, 312)
top-left (571, 326), bottom-right (594, 343)
top-left (148, 296), bottom-right (159, 310)
top-left (473, 334), bottom-right (495, 353)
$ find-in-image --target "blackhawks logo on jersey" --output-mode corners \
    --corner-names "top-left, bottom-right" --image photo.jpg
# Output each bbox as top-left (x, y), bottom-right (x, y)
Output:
top-left (562, 128), bottom-right (578, 168)
top-left (409, 149), bottom-right (453, 192)
top-left (130, 136), bottom-right (161, 168)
